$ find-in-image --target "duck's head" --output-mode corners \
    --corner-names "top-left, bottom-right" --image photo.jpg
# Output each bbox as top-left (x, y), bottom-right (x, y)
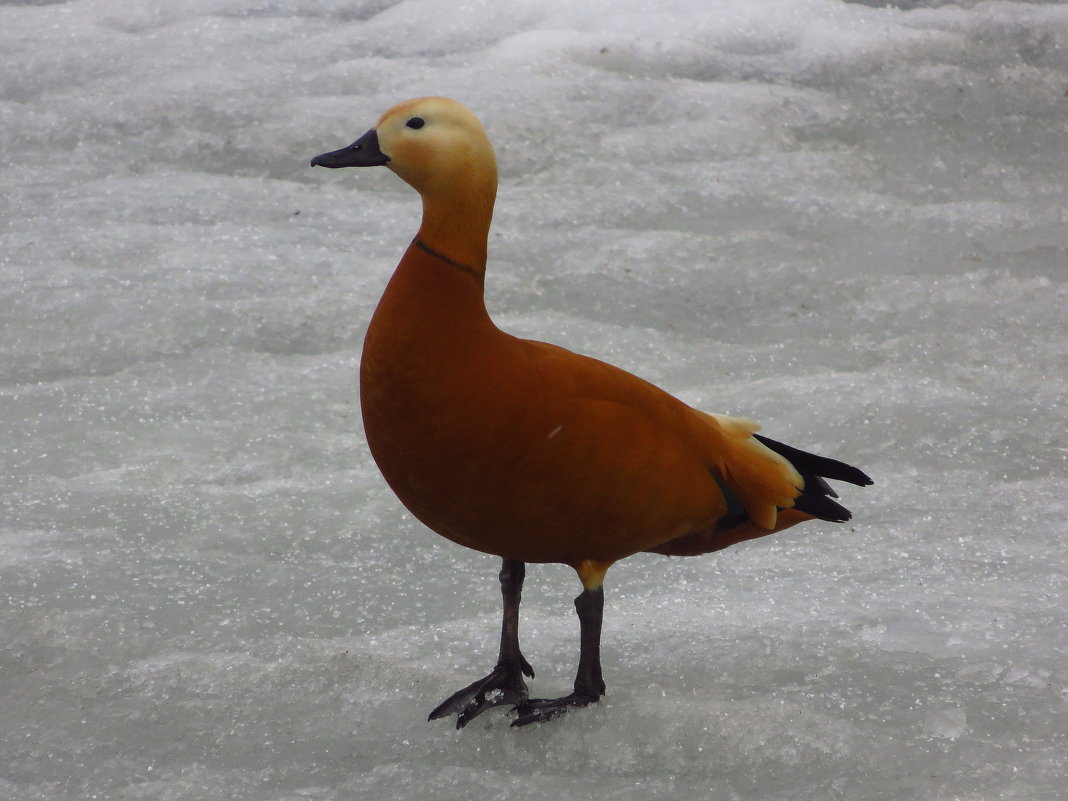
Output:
top-left (311, 97), bottom-right (497, 199)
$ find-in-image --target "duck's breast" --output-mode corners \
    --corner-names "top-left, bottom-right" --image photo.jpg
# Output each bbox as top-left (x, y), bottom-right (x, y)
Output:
top-left (360, 269), bottom-right (729, 563)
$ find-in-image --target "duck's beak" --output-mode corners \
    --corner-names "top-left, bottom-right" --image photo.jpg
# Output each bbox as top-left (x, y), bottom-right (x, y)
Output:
top-left (310, 129), bottom-right (389, 168)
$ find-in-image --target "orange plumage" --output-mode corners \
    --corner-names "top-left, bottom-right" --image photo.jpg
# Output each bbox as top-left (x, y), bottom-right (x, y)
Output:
top-left (311, 97), bottom-right (872, 727)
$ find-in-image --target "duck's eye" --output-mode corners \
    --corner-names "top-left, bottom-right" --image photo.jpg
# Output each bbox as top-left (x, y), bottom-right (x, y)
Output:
top-left (406, 117), bottom-right (425, 130)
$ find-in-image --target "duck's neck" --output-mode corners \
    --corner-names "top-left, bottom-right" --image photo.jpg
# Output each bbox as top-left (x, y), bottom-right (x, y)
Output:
top-left (415, 177), bottom-right (496, 275)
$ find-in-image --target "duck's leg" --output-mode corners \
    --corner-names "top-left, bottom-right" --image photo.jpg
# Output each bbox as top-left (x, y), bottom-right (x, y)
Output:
top-left (511, 584), bottom-right (606, 726)
top-left (428, 558), bottom-right (535, 728)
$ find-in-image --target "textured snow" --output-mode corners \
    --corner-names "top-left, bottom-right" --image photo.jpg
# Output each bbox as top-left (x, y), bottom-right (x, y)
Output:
top-left (2, 1), bottom-right (1066, 799)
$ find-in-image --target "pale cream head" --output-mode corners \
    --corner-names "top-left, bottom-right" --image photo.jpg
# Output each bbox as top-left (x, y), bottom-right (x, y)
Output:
top-left (374, 97), bottom-right (498, 269)
top-left (374, 97), bottom-right (498, 199)
top-left (310, 97), bottom-right (499, 270)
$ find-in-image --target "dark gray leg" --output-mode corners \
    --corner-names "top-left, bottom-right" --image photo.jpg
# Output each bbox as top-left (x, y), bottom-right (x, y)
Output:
top-left (428, 559), bottom-right (534, 728)
top-left (511, 585), bottom-right (605, 726)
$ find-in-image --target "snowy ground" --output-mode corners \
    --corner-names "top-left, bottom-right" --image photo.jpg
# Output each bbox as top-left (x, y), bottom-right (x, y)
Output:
top-left (2, 0), bottom-right (1067, 799)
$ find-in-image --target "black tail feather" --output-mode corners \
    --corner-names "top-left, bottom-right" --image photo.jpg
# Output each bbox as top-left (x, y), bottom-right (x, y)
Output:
top-left (792, 491), bottom-right (853, 523)
top-left (754, 433), bottom-right (873, 524)
top-left (811, 474), bottom-right (838, 499)
top-left (754, 434), bottom-right (873, 487)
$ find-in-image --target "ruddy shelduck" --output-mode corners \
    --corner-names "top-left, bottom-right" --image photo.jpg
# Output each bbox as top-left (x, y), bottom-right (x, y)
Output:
top-left (311, 97), bottom-right (872, 728)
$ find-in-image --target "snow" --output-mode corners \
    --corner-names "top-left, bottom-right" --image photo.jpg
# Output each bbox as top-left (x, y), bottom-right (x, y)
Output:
top-left (2, 0), bottom-right (1066, 798)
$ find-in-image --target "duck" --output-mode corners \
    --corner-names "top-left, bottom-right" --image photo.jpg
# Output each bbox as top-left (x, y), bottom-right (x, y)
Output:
top-left (310, 97), bottom-right (872, 728)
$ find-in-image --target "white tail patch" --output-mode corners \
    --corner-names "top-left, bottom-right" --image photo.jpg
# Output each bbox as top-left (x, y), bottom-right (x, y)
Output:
top-left (707, 413), bottom-right (761, 437)
top-left (708, 413), bottom-right (802, 485)
top-left (697, 411), bottom-right (804, 529)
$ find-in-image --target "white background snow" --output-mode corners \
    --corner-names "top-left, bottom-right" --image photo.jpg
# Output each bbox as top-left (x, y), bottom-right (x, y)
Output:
top-left (2, 0), bottom-right (1066, 798)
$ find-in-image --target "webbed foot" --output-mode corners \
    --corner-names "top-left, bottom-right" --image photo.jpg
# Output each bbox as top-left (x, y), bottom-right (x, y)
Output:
top-left (428, 657), bottom-right (535, 729)
top-left (510, 689), bottom-right (600, 727)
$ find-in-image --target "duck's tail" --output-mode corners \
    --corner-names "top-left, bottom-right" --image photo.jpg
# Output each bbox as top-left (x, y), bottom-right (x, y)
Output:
top-left (753, 433), bottom-right (873, 522)
top-left (647, 423), bottom-right (873, 558)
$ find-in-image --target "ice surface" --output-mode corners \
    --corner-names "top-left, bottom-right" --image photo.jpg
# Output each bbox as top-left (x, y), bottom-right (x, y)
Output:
top-left (2, 0), bottom-right (1066, 799)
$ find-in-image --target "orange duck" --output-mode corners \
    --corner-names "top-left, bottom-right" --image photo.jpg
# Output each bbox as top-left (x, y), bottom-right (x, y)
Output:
top-left (311, 97), bottom-right (872, 728)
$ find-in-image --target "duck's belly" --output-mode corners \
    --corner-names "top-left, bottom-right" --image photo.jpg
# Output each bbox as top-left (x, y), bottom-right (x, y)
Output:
top-left (359, 367), bottom-right (722, 566)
